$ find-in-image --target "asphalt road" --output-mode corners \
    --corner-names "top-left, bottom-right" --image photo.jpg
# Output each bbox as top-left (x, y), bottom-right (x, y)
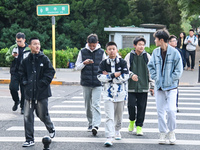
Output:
top-left (0, 84), bottom-right (200, 150)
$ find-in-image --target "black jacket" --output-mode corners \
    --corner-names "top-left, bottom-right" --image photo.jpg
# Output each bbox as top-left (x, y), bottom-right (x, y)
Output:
top-left (98, 57), bottom-right (129, 79)
top-left (177, 37), bottom-right (186, 50)
top-left (19, 52), bottom-right (55, 101)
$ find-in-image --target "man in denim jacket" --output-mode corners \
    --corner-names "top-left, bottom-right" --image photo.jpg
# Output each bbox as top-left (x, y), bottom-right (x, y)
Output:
top-left (147, 29), bottom-right (183, 145)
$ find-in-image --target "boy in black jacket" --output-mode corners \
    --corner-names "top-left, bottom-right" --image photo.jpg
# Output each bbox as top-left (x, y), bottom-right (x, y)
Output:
top-left (19, 38), bottom-right (55, 147)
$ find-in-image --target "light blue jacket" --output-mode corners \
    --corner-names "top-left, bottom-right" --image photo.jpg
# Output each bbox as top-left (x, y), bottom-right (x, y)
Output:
top-left (147, 44), bottom-right (183, 91)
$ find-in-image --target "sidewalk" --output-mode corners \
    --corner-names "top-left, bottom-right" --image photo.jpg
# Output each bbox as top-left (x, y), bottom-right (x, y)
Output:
top-left (0, 47), bottom-right (200, 86)
top-left (0, 67), bottom-right (80, 85)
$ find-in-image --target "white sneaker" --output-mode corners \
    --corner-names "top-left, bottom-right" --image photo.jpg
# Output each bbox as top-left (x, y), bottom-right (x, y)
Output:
top-left (104, 137), bottom-right (114, 147)
top-left (115, 131), bottom-right (121, 140)
top-left (158, 133), bottom-right (167, 144)
top-left (168, 131), bottom-right (176, 145)
top-left (49, 129), bottom-right (55, 138)
top-left (22, 141), bottom-right (35, 147)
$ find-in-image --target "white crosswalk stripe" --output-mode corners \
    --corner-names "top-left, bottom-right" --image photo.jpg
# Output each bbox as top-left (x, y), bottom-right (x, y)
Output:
top-left (2, 86), bottom-right (200, 147)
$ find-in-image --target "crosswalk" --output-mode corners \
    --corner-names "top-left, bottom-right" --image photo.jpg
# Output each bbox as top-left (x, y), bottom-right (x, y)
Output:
top-left (2, 86), bottom-right (200, 148)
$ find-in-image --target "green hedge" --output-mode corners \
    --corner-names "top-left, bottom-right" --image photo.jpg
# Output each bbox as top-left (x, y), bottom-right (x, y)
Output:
top-left (0, 45), bottom-right (156, 68)
top-left (118, 45), bottom-right (157, 58)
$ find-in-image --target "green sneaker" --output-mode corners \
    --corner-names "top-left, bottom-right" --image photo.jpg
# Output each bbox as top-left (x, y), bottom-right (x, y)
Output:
top-left (136, 126), bottom-right (143, 136)
top-left (128, 120), bottom-right (135, 132)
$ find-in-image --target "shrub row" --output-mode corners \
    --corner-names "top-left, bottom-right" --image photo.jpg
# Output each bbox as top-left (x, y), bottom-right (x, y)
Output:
top-left (0, 45), bottom-right (156, 68)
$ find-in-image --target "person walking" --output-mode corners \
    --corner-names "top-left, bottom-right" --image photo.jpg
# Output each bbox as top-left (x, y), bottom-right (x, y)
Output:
top-left (5, 32), bottom-right (31, 114)
top-left (97, 42), bottom-right (129, 146)
top-left (168, 35), bottom-right (184, 113)
top-left (124, 37), bottom-right (154, 136)
top-left (148, 29), bottom-right (183, 145)
top-left (177, 32), bottom-right (186, 69)
top-left (75, 34), bottom-right (106, 136)
top-left (19, 37), bottom-right (55, 147)
top-left (184, 29), bottom-right (198, 71)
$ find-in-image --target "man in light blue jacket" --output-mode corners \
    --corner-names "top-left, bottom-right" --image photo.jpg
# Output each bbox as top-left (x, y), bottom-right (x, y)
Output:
top-left (147, 29), bottom-right (183, 145)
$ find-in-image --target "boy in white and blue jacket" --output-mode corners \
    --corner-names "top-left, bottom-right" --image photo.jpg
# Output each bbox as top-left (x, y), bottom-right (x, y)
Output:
top-left (97, 42), bottom-right (129, 147)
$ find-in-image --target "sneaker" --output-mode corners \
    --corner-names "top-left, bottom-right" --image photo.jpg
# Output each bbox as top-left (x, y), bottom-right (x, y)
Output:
top-left (49, 129), bottom-right (55, 138)
top-left (136, 126), bottom-right (143, 136)
top-left (22, 141), bottom-right (35, 147)
top-left (12, 102), bottom-right (19, 111)
top-left (87, 125), bottom-right (92, 132)
top-left (128, 120), bottom-right (135, 132)
top-left (92, 126), bottom-right (98, 136)
top-left (21, 108), bottom-right (24, 114)
top-left (158, 133), bottom-right (167, 144)
top-left (186, 67), bottom-right (190, 71)
top-left (115, 131), bottom-right (121, 140)
top-left (104, 137), bottom-right (114, 147)
top-left (168, 131), bottom-right (176, 145)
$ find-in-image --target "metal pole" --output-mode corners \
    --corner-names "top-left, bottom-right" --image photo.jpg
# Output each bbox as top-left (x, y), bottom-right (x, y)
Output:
top-left (52, 16), bottom-right (56, 78)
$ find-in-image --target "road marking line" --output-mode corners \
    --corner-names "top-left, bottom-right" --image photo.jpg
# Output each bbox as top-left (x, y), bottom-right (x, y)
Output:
top-left (0, 137), bottom-right (200, 145)
top-left (62, 100), bottom-right (200, 106)
top-left (52, 105), bottom-right (200, 110)
top-left (6, 127), bottom-right (200, 134)
top-left (34, 118), bottom-right (200, 124)
top-left (48, 110), bottom-right (200, 117)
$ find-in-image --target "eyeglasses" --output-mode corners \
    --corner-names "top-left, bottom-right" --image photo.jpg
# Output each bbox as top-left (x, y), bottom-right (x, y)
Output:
top-left (170, 40), bottom-right (177, 42)
top-left (16, 40), bottom-right (23, 43)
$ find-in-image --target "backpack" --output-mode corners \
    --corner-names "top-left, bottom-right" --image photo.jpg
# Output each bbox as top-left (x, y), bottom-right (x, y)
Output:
top-left (186, 35), bottom-right (197, 42)
top-left (129, 52), bottom-right (149, 71)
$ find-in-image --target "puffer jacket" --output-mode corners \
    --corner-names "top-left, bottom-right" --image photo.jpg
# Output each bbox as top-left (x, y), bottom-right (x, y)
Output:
top-left (18, 51), bottom-right (55, 101)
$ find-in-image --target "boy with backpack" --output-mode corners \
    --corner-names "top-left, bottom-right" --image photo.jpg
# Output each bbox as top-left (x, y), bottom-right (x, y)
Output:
top-left (125, 37), bottom-right (154, 136)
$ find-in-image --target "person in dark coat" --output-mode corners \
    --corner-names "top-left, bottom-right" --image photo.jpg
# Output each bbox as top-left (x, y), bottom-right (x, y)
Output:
top-left (177, 32), bottom-right (186, 69)
top-left (19, 37), bottom-right (55, 147)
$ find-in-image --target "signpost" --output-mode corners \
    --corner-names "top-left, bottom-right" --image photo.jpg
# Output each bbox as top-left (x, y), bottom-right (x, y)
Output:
top-left (37, 4), bottom-right (70, 16)
top-left (36, 4), bottom-right (70, 77)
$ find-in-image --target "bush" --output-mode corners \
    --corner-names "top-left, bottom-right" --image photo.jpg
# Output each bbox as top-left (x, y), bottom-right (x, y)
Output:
top-left (118, 45), bottom-right (157, 59)
top-left (0, 45), bottom-right (157, 68)
top-left (43, 47), bottom-right (79, 68)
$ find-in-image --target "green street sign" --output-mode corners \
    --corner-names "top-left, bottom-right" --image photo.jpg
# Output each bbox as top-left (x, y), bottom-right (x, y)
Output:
top-left (37, 4), bottom-right (70, 16)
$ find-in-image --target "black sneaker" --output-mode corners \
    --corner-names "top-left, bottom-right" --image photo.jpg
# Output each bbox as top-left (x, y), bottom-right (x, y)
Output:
top-left (49, 129), bottom-right (56, 138)
top-left (87, 125), bottom-right (92, 132)
top-left (12, 102), bottom-right (19, 111)
top-left (21, 108), bottom-right (24, 114)
top-left (92, 126), bottom-right (98, 136)
top-left (22, 141), bottom-right (35, 147)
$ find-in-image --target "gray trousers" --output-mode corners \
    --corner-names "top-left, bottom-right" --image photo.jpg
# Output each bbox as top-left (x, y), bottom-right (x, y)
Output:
top-left (82, 86), bottom-right (102, 127)
top-left (104, 100), bottom-right (125, 138)
top-left (155, 89), bottom-right (177, 133)
top-left (24, 98), bottom-right (54, 141)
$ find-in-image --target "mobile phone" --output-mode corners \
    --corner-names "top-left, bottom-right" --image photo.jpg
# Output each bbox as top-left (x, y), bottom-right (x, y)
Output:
top-left (89, 59), bottom-right (93, 62)
top-left (13, 52), bottom-right (17, 54)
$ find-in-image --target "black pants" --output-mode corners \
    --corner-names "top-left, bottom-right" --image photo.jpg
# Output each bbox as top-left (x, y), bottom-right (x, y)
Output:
top-left (128, 92), bottom-right (148, 127)
top-left (9, 74), bottom-right (24, 109)
top-left (186, 50), bottom-right (196, 69)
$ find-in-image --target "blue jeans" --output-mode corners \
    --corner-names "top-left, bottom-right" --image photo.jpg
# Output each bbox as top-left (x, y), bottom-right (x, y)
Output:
top-left (180, 48), bottom-right (186, 68)
top-left (24, 98), bottom-right (54, 141)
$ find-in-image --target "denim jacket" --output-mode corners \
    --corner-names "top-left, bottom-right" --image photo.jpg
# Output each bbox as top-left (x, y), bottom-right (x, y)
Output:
top-left (147, 45), bottom-right (183, 91)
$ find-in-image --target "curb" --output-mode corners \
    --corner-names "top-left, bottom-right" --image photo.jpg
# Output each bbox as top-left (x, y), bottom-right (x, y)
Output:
top-left (0, 79), bottom-right (80, 85)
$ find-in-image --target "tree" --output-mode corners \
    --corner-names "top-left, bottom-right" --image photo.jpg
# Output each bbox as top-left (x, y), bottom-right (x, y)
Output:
top-left (0, 0), bottom-right (130, 49)
top-left (178, 0), bottom-right (200, 17)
